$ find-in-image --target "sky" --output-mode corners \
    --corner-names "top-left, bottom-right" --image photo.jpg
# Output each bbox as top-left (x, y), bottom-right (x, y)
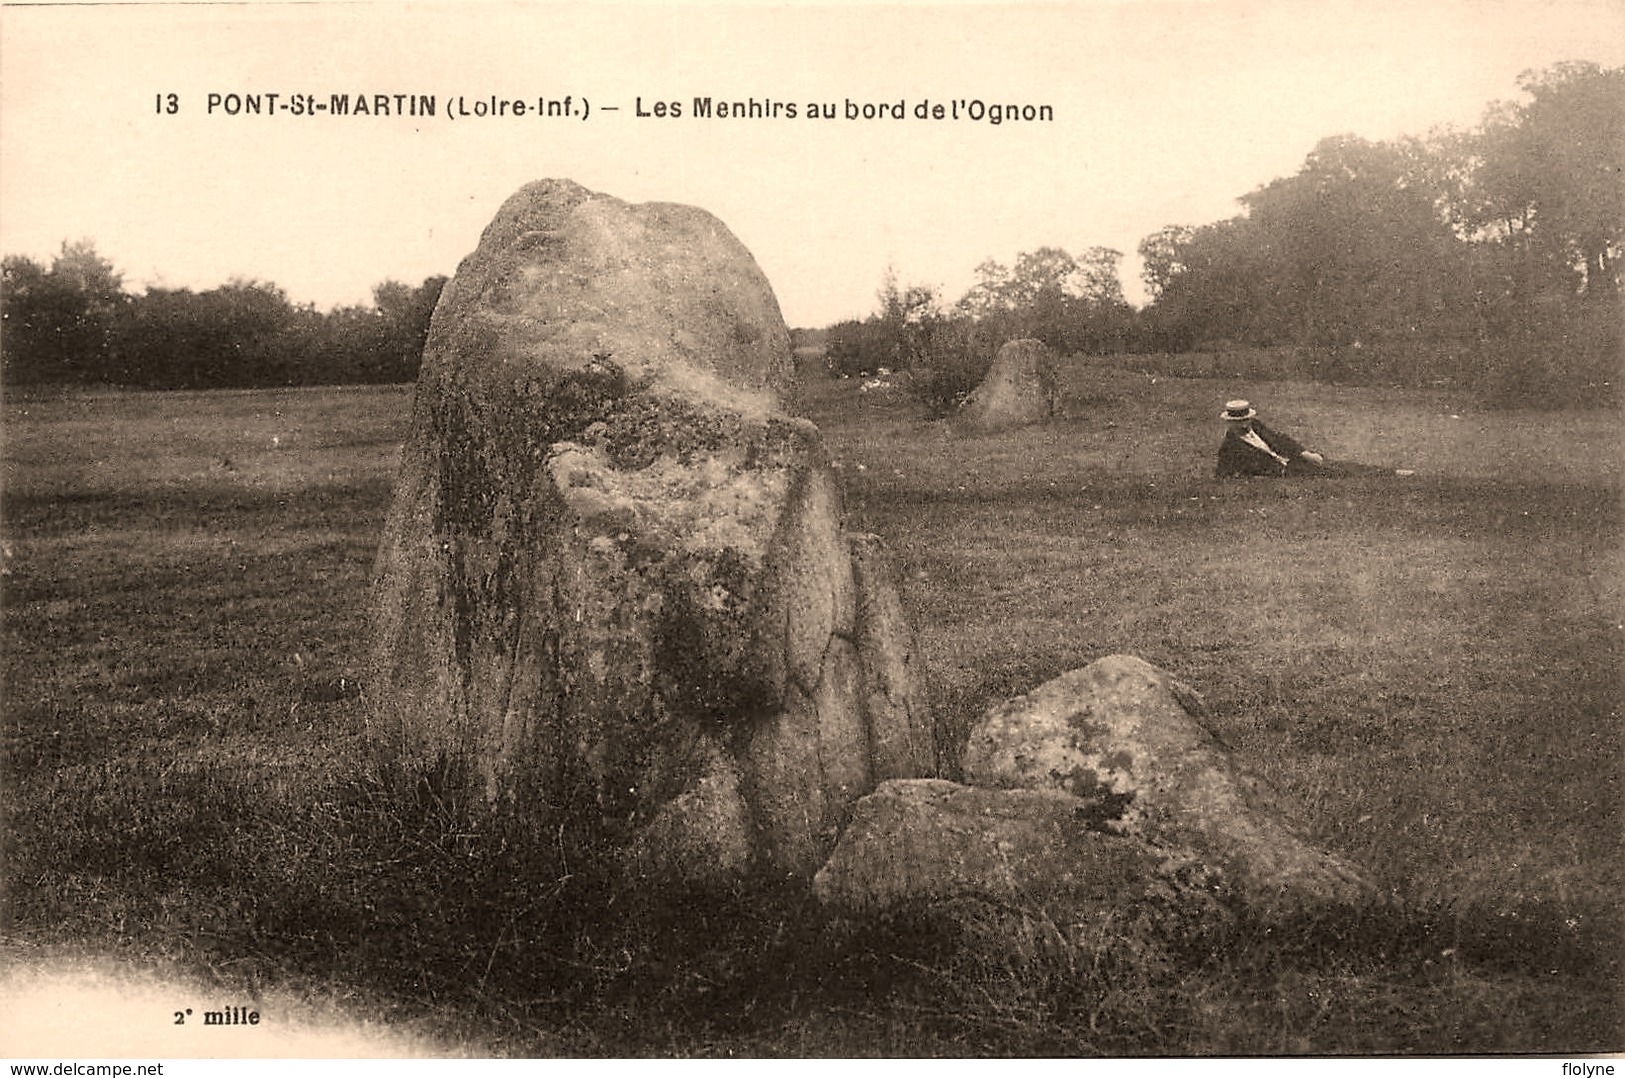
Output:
top-left (2, 0), bottom-right (1622, 328)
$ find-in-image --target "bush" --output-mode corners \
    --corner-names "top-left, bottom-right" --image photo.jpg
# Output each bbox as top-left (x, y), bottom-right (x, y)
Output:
top-left (1467, 305), bottom-right (1621, 409)
top-left (907, 322), bottom-right (996, 418)
top-left (825, 318), bottom-right (902, 378)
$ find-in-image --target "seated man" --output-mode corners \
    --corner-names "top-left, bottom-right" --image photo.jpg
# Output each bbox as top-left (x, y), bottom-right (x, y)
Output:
top-left (1215, 399), bottom-right (1411, 477)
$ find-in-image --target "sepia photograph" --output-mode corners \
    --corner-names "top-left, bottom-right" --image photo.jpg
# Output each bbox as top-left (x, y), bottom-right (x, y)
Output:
top-left (2, 0), bottom-right (1621, 1062)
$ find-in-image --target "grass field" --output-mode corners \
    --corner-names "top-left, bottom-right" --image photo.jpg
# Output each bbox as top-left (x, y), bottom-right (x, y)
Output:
top-left (2, 363), bottom-right (1620, 1056)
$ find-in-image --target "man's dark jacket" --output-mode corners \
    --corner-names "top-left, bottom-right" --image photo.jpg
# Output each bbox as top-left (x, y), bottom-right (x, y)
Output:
top-left (1215, 420), bottom-right (1308, 477)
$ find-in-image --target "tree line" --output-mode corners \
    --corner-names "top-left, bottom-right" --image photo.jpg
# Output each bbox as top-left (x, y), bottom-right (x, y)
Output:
top-left (4, 63), bottom-right (1617, 402)
top-left (2, 242), bottom-right (446, 390)
top-left (827, 60), bottom-right (1622, 410)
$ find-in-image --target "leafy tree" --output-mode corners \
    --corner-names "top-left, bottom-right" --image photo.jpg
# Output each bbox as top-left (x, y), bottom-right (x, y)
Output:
top-left (113, 280), bottom-right (296, 388)
top-left (1006, 247), bottom-right (1079, 307)
top-left (52, 239), bottom-right (126, 307)
top-left (1073, 247), bottom-right (1129, 309)
top-left (1139, 131), bottom-right (1479, 356)
top-left (105, 273), bottom-right (445, 388)
top-left (827, 270), bottom-right (947, 376)
top-left (1065, 247), bottom-right (1134, 353)
top-left (1467, 61), bottom-right (1623, 301)
top-left (1138, 225), bottom-right (1194, 302)
top-left (1239, 134), bottom-right (1471, 348)
top-left (1135, 217), bottom-right (1277, 349)
top-left (956, 259), bottom-right (1014, 317)
top-left (951, 245), bottom-right (1132, 353)
top-left (2, 241), bottom-right (127, 385)
top-left (367, 275), bottom-right (447, 382)
top-left (2, 254), bottom-right (55, 383)
top-left (3, 241), bottom-right (449, 390)
top-left (1133, 62), bottom-right (1621, 402)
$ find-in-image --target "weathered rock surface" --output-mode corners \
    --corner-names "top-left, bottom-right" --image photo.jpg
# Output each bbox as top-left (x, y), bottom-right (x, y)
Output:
top-left (962, 655), bottom-right (1376, 913)
top-left (816, 656), bottom-right (1375, 918)
top-left (812, 779), bottom-right (1165, 914)
top-left (957, 338), bottom-right (1063, 432)
top-left (366, 179), bottom-right (934, 886)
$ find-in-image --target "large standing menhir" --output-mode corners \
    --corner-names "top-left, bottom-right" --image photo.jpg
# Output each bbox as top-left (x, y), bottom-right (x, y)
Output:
top-left (365, 180), bottom-right (935, 888)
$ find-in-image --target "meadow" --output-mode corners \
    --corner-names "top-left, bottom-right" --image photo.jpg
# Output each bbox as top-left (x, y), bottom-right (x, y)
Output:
top-left (2, 361), bottom-right (1620, 1056)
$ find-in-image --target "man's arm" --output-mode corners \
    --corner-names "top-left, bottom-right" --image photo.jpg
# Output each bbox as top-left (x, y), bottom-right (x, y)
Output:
top-left (1255, 420), bottom-right (1318, 461)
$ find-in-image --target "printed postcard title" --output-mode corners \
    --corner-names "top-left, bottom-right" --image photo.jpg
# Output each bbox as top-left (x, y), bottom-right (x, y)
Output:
top-left (157, 92), bottom-right (1055, 126)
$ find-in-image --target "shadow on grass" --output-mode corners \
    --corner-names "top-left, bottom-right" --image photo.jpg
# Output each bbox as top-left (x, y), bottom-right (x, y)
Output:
top-left (1, 479), bottom-right (397, 538)
top-left (5, 662), bottom-right (1619, 1056)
